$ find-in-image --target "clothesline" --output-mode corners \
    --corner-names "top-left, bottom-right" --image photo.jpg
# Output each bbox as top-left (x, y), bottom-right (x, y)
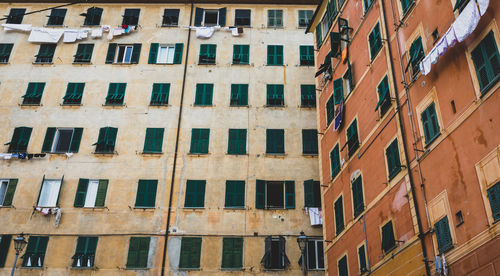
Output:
top-left (179, 25), bottom-right (244, 38)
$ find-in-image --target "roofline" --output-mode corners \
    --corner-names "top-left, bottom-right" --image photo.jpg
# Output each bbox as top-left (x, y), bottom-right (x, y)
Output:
top-left (0, 0), bottom-right (320, 4)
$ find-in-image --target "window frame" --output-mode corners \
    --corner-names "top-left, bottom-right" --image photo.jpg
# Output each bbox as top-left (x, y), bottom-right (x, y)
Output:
top-left (35, 44), bottom-right (56, 64)
top-left (267, 9), bottom-right (283, 28)
top-left (368, 21), bottom-right (382, 62)
top-left (74, 43), bottom-right (94, 64)
top-left (115, 45), bottom-right (134, 64)
top-left (302, 129), bottom-right (318, 155)
top-left (346, 118), bottom-right (360, 158)
top-left (381, 220), bottom-right (396, 254)
top-left (72, 236), bottom-right (98, 268)
top-left (0, 43), bottom-right (14, 63)
top-left (376, 75), bottom-right (391, 116)
top-left (74, 179), bottom-right (108, 208)
top-left (299, 45), bottom-right (315, 66)
top-left (266, 84), bottom-right (284, 106)
top-left (83, 7), bottom-right (103, 26)
top-left (233, 45), bottom-right (250, 65)
top-left (7, 127), bottom-right (32, 153)
top-left (256, 180), bottom-right (295, 210)
top-left (202, 9), bottom-right (220, 26)
top-left (337, 254), bottom-right (348, 276)
top-left (22, 236), bottom-right (49, 268)
top-left (266, 129), bottom-right (285, 154)
top-left (156, 44), bottom-right (176, 64)
top-left (135, 179), bottom-right (158, 208)
top-left (351, 175), bottom-right (365, 218)
top-left (305, 239), bottom-right (325, 270)
top-left (105, 83), bottom-right (127, 106)
top-left (122, 8), bottom-right (140, 25)
top-left (300, 84), bottom-right (316, 107)
top-left (225, 180), bottom-right (245, 208)
top-left (470, 30), bottom-right (500, 94)
top-left (298, 10), bottom-right (313, 29)
top-left (6, 8), bottom-right (26, 24)
top-left (385, 138), bottom-right (402, 180)
top-left (194, 83), bottom-right (214, 106)
top-left (150, 83), bottom-right (170, 106)
top-left (37, 178), bottom-right (63, 208)
top-left (162, 9), bottom-right (180, 26)
top-left (234, 9), bottom-right (251, 27)
top-left (357, 243), bottom-right (368, 274)
top-left (47, 8), bottom-right (66, 26)
top-left (330, 143), bottom-right (341, 179)
top-left (42, 127), bottom-right (83, 154)
top-left (143, 128), bottom-right (164, 153)
top-left (230, 84), bottom-right (249, 106)
top-left (261, 236), bottom-right (290, 270)
top-left (199, 44), bottom-right (217, 65)
top-left (94, 127), bottom-right (118, 154)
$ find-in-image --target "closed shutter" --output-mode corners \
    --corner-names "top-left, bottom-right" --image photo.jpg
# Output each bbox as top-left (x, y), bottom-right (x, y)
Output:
top-left (304, 179), bottom-right (314, 207)
top-left (180, 237), bottom-right (201, 268)
top-left (126, 237), bottom-right (139, 267)
top-left (148, 43), bottom-right (159, 64)
top-left (256, 180), bottom-right (265, 209)
top-left (2, 179), bottom-right (17, 206)
top-left (74, 179), bottom-right (89, 207)
top-left (352, 176), bottom-right (364, 217)
top-left (285, 181), bottom-right (295, 209)
top-left (267, 45), bottom-right (275, 65)
top-left (326, 96), bottom-right (335, 126)
top-left (487, 182), bottom-right (500, 221)
top-left (106, 127), bottom-right (118, 149)
top-left (333, 78), bottom-right (343, 104)
top-left (358, 245), bottom-right (367, 272)
top-left (331, 145), bottom-right (340, 178)
top-left (302, 129), bottom-right (318, 154)
top-left (315, 25), bottom-right (322, 49)
top-left (222, 238), bottom-right (243, 268)
top-left (130, 44), bottom-right (141, 64)
top-left (41, 127), bottom-right (56, 153)
top-left (276, 46), bottom-right (283, 65)
top-left (338, 255), bottom-right (348, 276)
top-left (434, 216), bottom-right (453, 253)
top-left (335, 196), bottom-right (344, 234)
top-left (0, 44), bottom-right (13, 62)
top-left (137, 237), bottom-right (150, 268)
top-left (136, 180), bottom-right (157, 208)
top-left (0, 235), bottom-right (12, 267)
top-left (194, 8), bottom-right (203, 26)
top-left (174, 43), bottom-right (183, 64)
top-left (127, 237), bottom-right (149, 268)
top-left (219, 8), bottom-right (226, 26)
top-left (94, 179), bottom-right (108, 207)
top-left (105, 43), bottom-right (117, 64)
top-left (144, 128), bottom-right (164, 153)
top-left (69, 128), bottom-right (83, 153)
top-left (382, 221), bottom-right (395, 253)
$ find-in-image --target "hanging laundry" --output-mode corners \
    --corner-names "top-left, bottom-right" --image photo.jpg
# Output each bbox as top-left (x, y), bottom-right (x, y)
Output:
top-left (2, 23), bottom-right (32, 32)
top-left (54, 208), bottom-right (62, 227)
top-left (41, 208), bottom-right (50, 215)
top-left (18, 153), bottom-right (27, 159)
top-left (452, 0), bottom-right (480, 43)
top-left (195, 26), bottom-right (216, 39)
top-left (334, 100), bottom-right (344, 131)
top-left (0, 153), bottom-right (12, 159)
top-left (91, 28), bottom-right (102, 38)
top-left (63, 30), bottom-right (79, 43)
top-left (28, 27), bottom-right (64, 43)
top-left (435, 255), bottom-right (442, 274)
top-left (478, 0), bottom-right (489, 15)
top-left (307, 208), bottom-right (323, 225)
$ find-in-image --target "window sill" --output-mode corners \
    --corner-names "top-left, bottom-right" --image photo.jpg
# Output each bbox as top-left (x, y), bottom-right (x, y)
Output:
top-left (73, 62), bottom-right (92, 65)
top-left (79, 206), bottom-right (108, 211)
top-left (149, 103), bottom-right (169, 107)
top-left (125, 267), bottom-right (150, 270)
top-left (264, 105), bottom-right (286, 108)
top-left (188, 153), bottom-right (210, 156)
top-left (264, 153), bottom-right (286, 157)
top-left (44, 24), bottom-right (66, 28)
top-left (20, 266), bottom-right (44, 270)
top-left (103, 104), bottom-right (126, 107)
top-left (183, 207), bottom-right (205, 210)
top-left (178, 268), bottom-right (201, 271)
top-left (424, 133), bottom-right (441, 148)
top-left (141, 152), bottom-right (163, 155)
top-left (198, 63), bottom-right (216, 66)
top-left (229, 104), bottom-right (249, 108)
top-left (61, 103), bottom-right (82, 106)
top-left (193, 104), bottom-right (213, 107)
top-left (232, 63), bottom-right (250, 66)
top-left (161, 24), bottom-right (179, 27)
top-left (0, 62), bottom-right (9, 65)
top-left (93, 152), bottom-right (116, 155)
top-left (267, 26), bottom-right (284, 29)
top-left (299, 64), bottom-right (315, 67)
top-left (110, 63), bottom-right (137, 65)
top-left (383, 245), bottom-right (398, 256)
top-left (302, 153), bottom-right (318, 156)
top-left (153, 63), bottom-right (176, 65)
top-left (132, 207), bottom-right (156, 210)
top-left (71, 266), bottom-right (96, 270)
top-left (266, 64), bottom-right (285, 66)
top-left (32, 62), bottom-right (53, 65)
top-left (0, 205), bottom-right (13, 208)
top-left (300, 105), bottom-right (316, 108)
top-left (224, 207), bottom-right (245, 210)
top-left (226, 153), bottom-right (248, 156)
top-left (479, 75), bottom-right (500, 96)
top-left (221, 268), bottom-right (244, 271)
top-left (20, 103), bottom-right (41, 106)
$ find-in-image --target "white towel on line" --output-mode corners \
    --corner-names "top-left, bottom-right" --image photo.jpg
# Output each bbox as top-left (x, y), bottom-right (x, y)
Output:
top-left (453, 0), bottom-right (480, 42)
top-left (2, 23), bottom-right (32, 32)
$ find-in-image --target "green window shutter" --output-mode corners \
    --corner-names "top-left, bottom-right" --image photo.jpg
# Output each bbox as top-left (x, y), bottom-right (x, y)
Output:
top-left (347, 119), bottom-right (359, 156)
top-left (130, 43), bottom-right (141, 64)
top-left (338, 255), bottom-right (348, 276)
top-left (64, 83), bottom-right (85, 104)
top-left (315, 24), bottom-right (322, 49)
top-left (471, 31), bottom-right (500, 91)
top-left (386, 139), bottom-right (401, 179)
top-left (107, 127), bottom-right (118, 149)
top-left (276, 45), bottom-right (283, 65)
top-left (195, 84), bottom-right (213, 106)
top-left (74, 178), bottom-right (89, 207)
top-left (267, 45), bottom-right (283, 65)
top-left (0, 43), bottom-right (14, 63)
top-left (302, 129), bottom-right (318, 154)
top-left (230, 84), bottom-right (248, 106)
top-left (2, 179), bottom-right (18, 206)
top-left (135, 180), bottom-right (145, 207)
top-left (105, 43), bottom-right (117, 64)
top-left (137, 237), bottom-right (150, 268)
top-left (300, 45), bottom-right (314, 66)
top-left (487, 182), bottom-right (500, 221)
top-left (126, 237), bottom-right (139, 267)
top-left (225, 181), bottom-right (245, 208)
top-left (435, 216), bottom-right (453, 254)
top-left (0, 235), bottom-right (12, 267)
top-left (9, 127), bottom-right (32, 153)
top-left (87, 237), bottom-right (98, 254)
top-left (359, 245), bottom-right (367, 273)
top-left (376, 76), bottom-right (390, 114)
top-left (136, 180), bottom-right (157, 208)
top-left (173, 43), bottom-right (184, 64)
top-left (144, 128), bottom-right (164, 153)
top-left (382, 221), bottom-right (395, 253)
top-left (228, 129), bottom-right (246, 155)
top-left (330, 144), bottom-right (341, 178)
top-left (190, 129), bottom-right (210, 154)
top-left (74, 237), bottom-right (86, 256)
top-left (148, 43), bottom-right (159, 64)
top-left (335, 196), bottom-right (344, 234)
top-left (69, 128), bottom-right (83, 153)
top-left (37, 236), bottom-right (49, 257)
top-left (255, 180), bottom-right (265, 209)
top-left (222, 238), bottom-right (243, 268)
top-left (326, 96), bottom-right (335, 126)
top-left (401, 0), bottom-right (412, 14)
top-left (301, 84), bottom-right (316, 107)
top-left (369, 23), bottom-right (381, 60)
top-left (41, 127), bottom-right (56, 153)
top-left (266, 84), bottom-right (284, 106)
top-left (304, 179), bottom-right (314, 207)
top-left (266, 129), bottom-right (284, 154)
top-left (74, 44), bottom-right (94, 62)
top-left (150, 83), bottom-right (170, 105)
top-left (285, 180), bottom-right (295, 209)
top-left (127, 237), bottom-right (150, 268)
top-left (421, 103), bottom-right (440, 144)
top-left (94, 179), bottom-right (108, 207)
top-left (180, 237), bottom-right (202, 268)
top-left (23, 82), bottom-right (45, 104)
top-left (185, 180), bottom-right (205, 208)
top-left (352, 176), bottom-right (364, 217)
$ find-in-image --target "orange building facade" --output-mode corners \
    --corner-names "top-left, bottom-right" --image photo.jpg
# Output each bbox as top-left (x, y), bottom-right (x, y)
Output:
top-left (308, 0), bottom-right (500, 275)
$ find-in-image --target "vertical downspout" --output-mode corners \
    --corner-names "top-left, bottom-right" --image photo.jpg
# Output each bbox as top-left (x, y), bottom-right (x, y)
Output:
top-left (362, 215), bottom-right (371, 272)
top-left (379, 0), bottom-right (431, 275)
top-left (160, 1), bottom-right (194, 275)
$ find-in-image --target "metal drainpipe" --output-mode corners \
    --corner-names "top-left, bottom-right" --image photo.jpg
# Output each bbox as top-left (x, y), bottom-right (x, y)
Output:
top-left (362, 214), bottom-right (371, 272)
top-left (379, 0), bottom-right (431, 275)
top-left (160, 1), bottom-right (194, 275)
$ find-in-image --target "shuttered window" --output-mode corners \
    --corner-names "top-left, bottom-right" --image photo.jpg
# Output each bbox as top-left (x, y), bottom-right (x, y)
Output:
top-left (35, 44), bottom-right (56, 63)
top-left (298, 10), bottom-right (313, 28)
top-left (122, 9), bottom-right (140, 25)
top-left (487, 181), bottom-right (500, 222)
top-left (105, 44), bottom-right (141, 64)
top-left (255, 180), bottom-right (294, 209)
top-left (6, 8), bottom-right (25, 24)
top-left (194, 8), bottom-right (227, 27)
top-left (135, 180), bottom-right (157, 208)
top-left (235, 9), bottom-right (251, 27)
top-left (7, 127), bottom-right (32, 153)
top-left (190, 129), bottom-right (210, 154)
top-left (381, 221), bottom-right (396, 253)
top-left (304, 180), bottom-right (321, 208)
top-left (63, 83), bottom-right (85, 105)
top-left (105, 83), bottom-right (126, 105)
top-left (22, 82), bottom-right (45, 105)
top-left (150, 83), bottom-right (170, 105)
top-left (83, 7), bottom-right (102, 26)
top-left (301, 85), bottom-right (316, 107)
top-left (316, 24), bottom-right (323, 49)
top-left (369, 22), bottom-right (382, 61)
top-left (386, 139), bottom-right (402, 179)
top-left (261, 236), bottom-right (290, 269)
top-left (300, 45), bottom-right (314, 66)
top-left (358, 245), bottom-right (367, 273)
top-left (0, 235), bottom-right (12, 267)
top-left (471, 31), bottom-right (500, 93)
top-left (408, 37), bottom-right (424, 77)
top-left (266, 84), bottom-right (284, 106)
top-left (222, 238), bottom-right (243, 268)
top-left (162, 9), bottom-right (179, 26)
top-left (334, 196), bottom-right (344, 235)
top-left (225, 181), bottom-right (245, 208)
top-left (37, 178), bottom-right (63, 208)
top-left (267, 45), bottom-right (284, 65)
top-left (0, 43), bottom-right (14, 63)
top-left (330, 144), bottom-right (341, 179)
top-left (126, 237), bottom-right (150, 268)
top-left (179, 237), bottom-right (202, 269)
top-left (326, 95), bottom-right (335, 126)
top-left (185, 180), bottom-right (206, 208)
top-left (376, 76), bottom-right (391, 115)
top-left (199, 44), bottom-right (216, 64)
top-left (0, 179), bottom-right (18, 207)
top-left (74, 44), bottom-right (94, 63)
top-left (47, 9), bottom-right (66, 25)
top-left (420, 102), bottom-right (440, 145)
top-left (74, 179), bottom-right (108, 208)
top-left (266, 129), bottom-right (284, 154)
top-left (22, 236), bottom-right (49, 267)
top-left (302, 129), bottom-right (318, 154)
top-left (267, 10), bottom-right (283, 27)
top-left (233, 45), bottom-right (249, 65)
top-left (352, 176), bottom-right (364, 217)
top-left (338, 255), bottom-right (348, 276)
top-left (94, 127), bottom-right (118, 153)
top-left (228, 129), bottom-right (247, 155)
top-left (434, 216), bottom-right (453, 254)
top-left (333, 78), bottom-right (344, 104)
top-left (346, 119), bottom-right (359, 157)
top-left (230, 84), bottom-right (248, 106)
top-left (401, 0), bottom-right (413, 15)
top-left (194, 84), bottom-right (213, 106)
top-left (42, 127), bottom-right (83, 153)
top-left (148, 43), bottom-right (183, 64)
top-left (72, 237), bottom-right (98, 268)
top-left (143, 128), bottom-right (164, 153)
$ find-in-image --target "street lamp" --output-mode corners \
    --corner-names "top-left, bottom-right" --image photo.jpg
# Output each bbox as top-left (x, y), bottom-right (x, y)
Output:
top-left (11, 234), bottom-right (27, 276)
top-left (297, 231), bottom-right (308, 276)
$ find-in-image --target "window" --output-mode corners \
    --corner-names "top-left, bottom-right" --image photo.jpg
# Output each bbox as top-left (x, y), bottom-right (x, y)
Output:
top-left (63, 83), bottom-right (85, 105)
top-left (364, 0), bottom-right (375, 12)
top-left (106, 43), bottom-right (142, 64)
top-left (434, 216), bottom-right (453, 254)
top-left (143, 128), bottom-right (164, 153)
top-left (194, 8), bottom-right (227, 27)
top-left (162, 9), bottom-right (179, 26)
top-left (316, 25), bottom-right (323, 49)
top-left (301, 85), bottom-right (316, 107)
top-left (358, 244), bottom-right (367, 273)
top-left (334, 196), bottom-right (344, 235)
top-left (179, 237), bottom-right (202, 269)
top-left (83, 7), bottom-right (103, 26)
top-left (22, 236), bottom-right (48, 267)
top-left (261, 236), bottom-right (290, 269)
top-left (302, 129), bottom-right (318, 154)
top-left (135, 180), bottom-right (158, 208)
top-left (235, 9), bottom-right (251, 26)
top-left (401, 0), bottom-right (413, 15)
top-left (408, 37), bottom-right (424, 77)
top-left (74, 179), bottom-right (109, 208)
top-left (352, 176), bottom-right (364, 217)
top-left (37, 178), bottom-right (62, 207)
top-left (230, 84), bottom-right (248, 106)
top-left (267, 45), bottom-right (283, 65)
top-left (228, 129), bottom-right (247, 155)
top-left (22, 82), bottom-right (45, 105)
top-left (222, 237), bottom-right (243, 269)
top-left (184, 180), bottom-right (206, 208)
top-left (326, 95), bottom-right (335, 126)
top-left (41, 127), bottom-right (83, 153)
top-left (199, 44), bottom-right (216, 64)
top-left (0, 44), bottom-right (13, 63)
top-left (487, 181), bottom-right (500, 222)
top-left (305, 240), bottom-right (325, 270)
top-left (126, 237), bottom-right (150, 268)
top-left (266, 84), bottom-right (284, 106)
top-left (225, 181), bottom-right (245, 208)
top-left (344, 64), bottom-right (354, 96)
top-left (376, 76), bottom-right (391, 116)
top-left (0, 235), bottom-right (12, 267)
top-left (304, 180), bottom-right (321, 208)
top-left (386, 139), bottom-right (402, 179)
top-left (420, 102), bottom-right (440, 145)
top-left (149, 43), bottom-right (183, 64)
top-left (346, 119), bottom-right (360, 157)
top-left (194, 83), bottom-right (213, 106)
top-left (0, 179), bottom-right (17, 207)
top-left (268, 10), bottom-right (283, 28)
top-left (74, 44), bottom-right (94, 63)
top-left (321, 15), bottom-right (330, 41)
top-left (94, 127), bottom-right (118, 154)
top-left (72, 237), bottom-right (98, 268)
top-left (122, 9), bottom-right (140, 25)
top-left (150, 83), bottom-right (170, 105)
top-left (266, 129), bottom-right (284, 154)
top-left (190, 129), bottom-right (210, 154)
top-left (298, 10), bottom-right (313, 28)
top-left (300, 45), bottom-right (314, 66)
top-left (255, 180), bottom-right (295, 209)
top-left (105, 83), bottom-right (126, 105)
top-left (7, 127), bottom-right (32, 153)
top-left (47, 9), bottom-right (66, 25)
top-left (369, 23), bottom-right (382, 61)
top-left (6, 8), bottom-right (25, 24)
top-left (35, 44), bottom-right (56, 63)
top-left (338, 255), bottom-right (348, 276)
top-left (381, 220), bottom-right (396, 253)
top-left (333, 78), bottom-right (344, 105)
top-left (471, 31), bottom-right (500, 92)
top-left (233, 45), bottom-right (249, 65)
top-left (330, 144), bottom-right (341, 179)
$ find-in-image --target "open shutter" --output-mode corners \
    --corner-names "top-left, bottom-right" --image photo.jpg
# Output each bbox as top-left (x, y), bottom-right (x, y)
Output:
top-left (69, 128), bottom-right (83, 153)
top-left (261, 236), bottom-right (272, 268)
top-left (105, 43), bottom-right (117, 64)
top-left (256, 180), bottom-right (265, 209)
top-left (36, 175), bottom-right (45, 207)
top-left (174, 43), bottom-right (183, 64)
top-left (94, 179), bottom-right (108, 207)
top-left (487, 184), bottom-right (500, 221)
top-left (333, 78), bottom-right (344, 104)
top-left (2, 179), bottom-right (18, 206)
top-left (41, 127), bottom-right (56, 153)
top-left (107, 127), bottom-right (118, 148)
top-left (131, 44), bottom-right (141, 64)
top-left (219, 8), bottom-right (226, 26)
top-left (279, 236), bottom-right (290, 267)
top-left (304, 179), bottom-right (314, 207)
top-left (194, 8), bottom-right (203, 26)
top-left (285, 181), bottom-right (295, 209)
top-left (74, 179), bottom-right (89, 207)
top-left (148, 43), bottom-right (158, 64)
top-left (55, 175), bottom-right (64, 206)
top-left (0, 235), bottom-right (12, 267)
top-left (88, 237), bottom-right (98, 255)
top-left (8, 128), bottom-right (21, 153)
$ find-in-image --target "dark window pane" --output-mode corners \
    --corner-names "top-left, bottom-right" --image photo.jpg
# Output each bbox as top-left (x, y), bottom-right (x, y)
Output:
top-left (266, 182), bottom-right (284, 208)
top-left (163, 9), bottom-right (179, 26)
top-left (55, 129), bottom-right (73, 152)
top-left (235, 9), bottom-right (251, 26)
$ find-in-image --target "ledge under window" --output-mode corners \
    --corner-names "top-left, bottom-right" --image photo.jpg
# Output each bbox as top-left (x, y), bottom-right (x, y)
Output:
top-left (20, 103), bottom-right (41, 106)
top-left (187, 153), bottom-right (210, 156)
top-left (61, 103), bottom-right (82, 106)
top-left (93, 152), bottom-right (116, 155)
top-left (72, 62), bottom-right (92, 65)
top-left (264, 153), bottom-right (286, 157)
top-left (141, 151), bottom-right (163, 155)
